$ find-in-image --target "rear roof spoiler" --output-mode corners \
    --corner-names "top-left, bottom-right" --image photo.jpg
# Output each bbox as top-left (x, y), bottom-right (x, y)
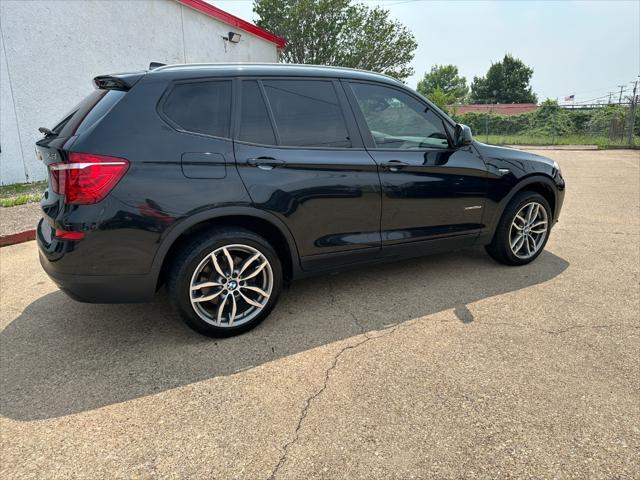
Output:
top-left (93, 71), bottom-right (146, 91)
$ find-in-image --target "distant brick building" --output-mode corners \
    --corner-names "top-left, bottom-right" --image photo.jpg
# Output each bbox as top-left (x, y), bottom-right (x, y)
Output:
top-left (449, 104), bottom-right (539, 116)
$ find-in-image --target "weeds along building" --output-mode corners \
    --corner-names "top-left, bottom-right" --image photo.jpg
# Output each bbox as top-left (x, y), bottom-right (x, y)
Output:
top-left (0, 0), bottom-right (284, 184)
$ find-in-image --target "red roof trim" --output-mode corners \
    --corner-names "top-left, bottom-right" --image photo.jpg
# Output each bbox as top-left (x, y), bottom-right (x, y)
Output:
top-left (175, 0), bottom-right (286, 49)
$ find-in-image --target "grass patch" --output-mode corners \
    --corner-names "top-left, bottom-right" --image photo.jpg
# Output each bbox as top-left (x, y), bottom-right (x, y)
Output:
top-left (0, 194), bottom-right (42, 207)
top-left (0, 181), bottom-right (46, 207)
top-left (479, 134), bottom-right (640, 148)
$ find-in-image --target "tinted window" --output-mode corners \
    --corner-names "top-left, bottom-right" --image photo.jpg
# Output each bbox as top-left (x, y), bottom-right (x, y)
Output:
top-left (351, 83), bottom-right (450, 149)
top-left (53, 89), bottom-right (126, 138)
top-left (163, 81), bottom-right (231, 137)
top-left (239, 80), bottom-right (276, 145)
top-left (75, 90), bottom-right (126, 135)
top-left (263, 80), bottom-right (351, 148)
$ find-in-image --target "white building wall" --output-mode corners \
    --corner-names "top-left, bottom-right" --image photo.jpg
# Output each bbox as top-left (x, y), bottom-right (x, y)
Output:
top-left (0, 30), bottom-right (24, 184)
top-left (0, 0), bottom-right (278, 185)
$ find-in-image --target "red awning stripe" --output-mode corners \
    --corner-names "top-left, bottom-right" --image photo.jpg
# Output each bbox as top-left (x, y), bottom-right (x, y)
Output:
top-left (175, 0), bottom-right (286, 49)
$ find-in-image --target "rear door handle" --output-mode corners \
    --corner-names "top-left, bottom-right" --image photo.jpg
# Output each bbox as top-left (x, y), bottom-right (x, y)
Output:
top-left (247, 157), bottom-right (286, 170)
top-left (381, 160), bottom-right (409, 172)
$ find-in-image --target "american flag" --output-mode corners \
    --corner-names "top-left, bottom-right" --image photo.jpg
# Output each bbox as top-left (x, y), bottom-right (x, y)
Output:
top-left (564, 94), bottom-right (575, 101)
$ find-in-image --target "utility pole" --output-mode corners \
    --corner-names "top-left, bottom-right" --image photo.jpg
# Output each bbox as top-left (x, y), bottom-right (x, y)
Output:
top-left (608, 92), bottom-right (613, 104)
top-left (626, 80), bottom-right (638, 145)
top-left (618, 85), bottom-right (626, 104)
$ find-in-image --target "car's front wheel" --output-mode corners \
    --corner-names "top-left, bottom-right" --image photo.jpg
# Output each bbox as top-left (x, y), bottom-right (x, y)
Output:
top-left (168, 228), bottom-right (283, 337)
top-left (485, 191), bottom-right (552, 266)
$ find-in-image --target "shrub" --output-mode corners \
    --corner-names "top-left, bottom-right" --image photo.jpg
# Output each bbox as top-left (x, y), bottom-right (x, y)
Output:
top-left (451, 101), bottom-right (638, 141)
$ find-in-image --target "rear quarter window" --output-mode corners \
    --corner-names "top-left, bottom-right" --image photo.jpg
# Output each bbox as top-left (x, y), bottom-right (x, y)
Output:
top-left (162, 81), bottom-right (232, 138)
top-left (53, 89), bottom-right (125, 138)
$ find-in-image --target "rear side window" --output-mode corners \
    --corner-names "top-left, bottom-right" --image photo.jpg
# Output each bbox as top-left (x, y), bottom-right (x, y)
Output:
top-left (52, 89), bottom-right (125, 138)
top-left (262, 80), bottom-right (351, 148)
top-left (239, 80), bottom-right (276, 145)
top-left (163, 81), bottom-right (231, 137)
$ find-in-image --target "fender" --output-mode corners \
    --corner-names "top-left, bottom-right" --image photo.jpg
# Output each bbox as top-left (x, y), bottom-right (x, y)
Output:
top-left (148, 206), bottom-right (302, 280)
top-left (485, 173), bottom-right (560, 237)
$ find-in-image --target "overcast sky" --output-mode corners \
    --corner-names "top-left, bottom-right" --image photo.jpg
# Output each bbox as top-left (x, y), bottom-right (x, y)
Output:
top-left (211, 0), bottom-right (639, 104)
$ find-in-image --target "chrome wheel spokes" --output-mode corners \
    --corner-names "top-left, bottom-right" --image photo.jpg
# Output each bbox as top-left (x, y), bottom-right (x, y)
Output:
top-left (189, 244), bottom-right (273, 327)
top-left (509, 201), bottom-right (548, 259)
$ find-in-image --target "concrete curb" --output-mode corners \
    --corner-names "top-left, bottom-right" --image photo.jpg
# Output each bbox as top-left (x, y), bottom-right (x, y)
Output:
top-left (506, 144), bottom-right (599, 151)
top-left (0, 229), bottom-right (36, 248)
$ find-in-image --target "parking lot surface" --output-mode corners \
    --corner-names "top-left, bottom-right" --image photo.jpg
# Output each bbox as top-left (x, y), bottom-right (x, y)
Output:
top-left (1, 149), bottom-right (639, 479)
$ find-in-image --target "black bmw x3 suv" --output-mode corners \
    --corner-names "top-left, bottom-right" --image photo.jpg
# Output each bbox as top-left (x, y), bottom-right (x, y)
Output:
top-left (36, 63), bottom-right (565, 337)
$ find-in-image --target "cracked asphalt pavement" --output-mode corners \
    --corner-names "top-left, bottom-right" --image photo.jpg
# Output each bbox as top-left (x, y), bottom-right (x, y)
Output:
top-left (1, 149), bottom-right (639, 479)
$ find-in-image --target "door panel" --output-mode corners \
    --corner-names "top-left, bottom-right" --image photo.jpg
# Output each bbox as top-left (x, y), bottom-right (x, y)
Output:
top-left (374, 147), bottom-right (488, 243)
top-left (346, 81), bottom-right (488, 246)
top-left (235, 143), bottom-right (382, 257)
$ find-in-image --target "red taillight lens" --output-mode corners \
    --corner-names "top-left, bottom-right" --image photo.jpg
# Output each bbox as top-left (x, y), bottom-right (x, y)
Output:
top-left (49, 153), bottom-right (129, 204)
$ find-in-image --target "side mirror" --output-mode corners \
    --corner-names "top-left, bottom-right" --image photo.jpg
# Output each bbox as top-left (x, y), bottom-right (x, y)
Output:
top-left (454, 123), bottom-right (473, 147)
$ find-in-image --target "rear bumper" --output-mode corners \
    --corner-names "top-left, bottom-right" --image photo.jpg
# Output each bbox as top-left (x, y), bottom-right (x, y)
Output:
top-left (37, 219), bottom-right (156, 303)
top-left (39, 250), bottom-right (155, 303)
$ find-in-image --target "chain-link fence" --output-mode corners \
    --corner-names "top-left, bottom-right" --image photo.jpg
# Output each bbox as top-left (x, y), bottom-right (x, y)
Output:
top-left (450, 101), bottom-right (640, 148)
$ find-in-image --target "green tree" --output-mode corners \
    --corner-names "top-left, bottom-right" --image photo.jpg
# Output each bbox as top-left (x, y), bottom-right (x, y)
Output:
top-left (253, 0), bottom-right (417, 80)
top-left (426, 88), bottom-right (452, 111)
top-left (416, 64), bottom-right (468, 106)
top-left (470, 54), bottom-right (538, 104)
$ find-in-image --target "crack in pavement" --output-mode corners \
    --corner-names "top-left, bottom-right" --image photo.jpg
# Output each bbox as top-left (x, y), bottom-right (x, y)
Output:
top-left (266, 324), bottom-right (404, 480)
top-left (266, 309), bottom-right (637, 479)
top-left (327, 275), bottom-right (337, 308)
top-left (327, 274), bottom-right (365, 333)
top-left (545, 323), bottom-right (639, 335)
top-left (348, 311), bottom-right (366, 334)
top-left (478, 321), bottom-right (638, 336)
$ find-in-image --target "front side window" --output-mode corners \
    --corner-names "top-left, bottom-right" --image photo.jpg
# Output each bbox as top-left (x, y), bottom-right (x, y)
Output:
top-left (350, 83), bottom-right (450, 150)
top-left (262, 80), bottom-right (351, 148)
top-left (163, 81), bottom-right (231, 137)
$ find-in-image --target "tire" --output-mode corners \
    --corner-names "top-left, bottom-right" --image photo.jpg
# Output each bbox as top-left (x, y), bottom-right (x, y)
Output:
top-left (167, 227), bottom-right (283, 337)
top-left (485, 191), bottom-right (552, 266)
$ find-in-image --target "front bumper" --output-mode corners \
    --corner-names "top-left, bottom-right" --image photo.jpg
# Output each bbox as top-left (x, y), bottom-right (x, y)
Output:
top-left (554, 173), bottom-right (566, 224)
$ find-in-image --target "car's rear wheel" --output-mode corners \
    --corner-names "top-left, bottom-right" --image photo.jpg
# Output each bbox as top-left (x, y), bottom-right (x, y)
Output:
top-left (168, 228), bottom-right (282, 337)
top-left (485, 191), bottom-right (552, 266)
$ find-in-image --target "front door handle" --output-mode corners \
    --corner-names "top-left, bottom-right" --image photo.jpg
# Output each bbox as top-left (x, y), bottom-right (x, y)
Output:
top-left (247, 157), bottom-right (286, 170)
top-left (381, 160), bottom-right (409, 172)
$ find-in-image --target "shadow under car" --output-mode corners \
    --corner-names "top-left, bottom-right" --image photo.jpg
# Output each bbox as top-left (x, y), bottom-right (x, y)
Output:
top-left (1, 247), bottom-right (569, 421)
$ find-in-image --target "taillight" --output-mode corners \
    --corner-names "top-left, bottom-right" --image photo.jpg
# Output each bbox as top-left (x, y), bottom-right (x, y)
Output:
top-left (49, 153), bottom-right (129, 204)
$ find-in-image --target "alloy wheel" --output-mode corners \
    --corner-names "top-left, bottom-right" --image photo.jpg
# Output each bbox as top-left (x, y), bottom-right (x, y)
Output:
top-left (509, 201), bottom-right (549, 259)
top-left (189, 244), bottom-right (273, 327)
